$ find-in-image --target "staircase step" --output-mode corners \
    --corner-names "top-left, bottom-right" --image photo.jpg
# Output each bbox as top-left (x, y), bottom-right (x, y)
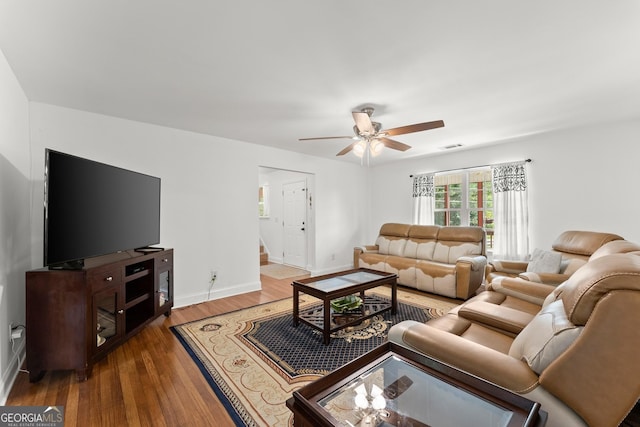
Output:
top-left (260, 252), bottom-right (269, 265)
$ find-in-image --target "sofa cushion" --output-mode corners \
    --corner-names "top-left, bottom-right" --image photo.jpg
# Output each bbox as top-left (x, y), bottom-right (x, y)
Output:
top-left (508, 300), bottom-right (582, 374)
top-left (433, 241), bottom-right (483, 264)
top-left (408, 225), bottom-right (440, 239)
top-left (375, 235), bottom-right (390, 254)
top-left (432, 226), bottom-right (484, 263)
top-left (379, 223), bottom-right (411, 237)
top-left (376, 235), bottom-right (408, 256)
top-left (358, 252), bottom-right (387, 270)
top-left (526, 248), bottom-right (563, 274)
top-left (416, 260), bottom-right (457, 298)
top-left (403, 238), bottom-right (437, 260)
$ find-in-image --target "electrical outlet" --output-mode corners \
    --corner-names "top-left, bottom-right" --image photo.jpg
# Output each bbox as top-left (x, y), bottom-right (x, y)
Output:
top-left (9, 322), bottom-right (24, 342)
top-left (11, 328), bottom-right (23, 340)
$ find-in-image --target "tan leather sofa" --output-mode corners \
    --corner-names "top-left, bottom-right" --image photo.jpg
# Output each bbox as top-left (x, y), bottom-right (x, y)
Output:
top-left (354, 223), bottom-right (486, 300)
top-left (389, 247), bottom-right (640, 427)
top-left (486, 229), bottom-right (623, 285)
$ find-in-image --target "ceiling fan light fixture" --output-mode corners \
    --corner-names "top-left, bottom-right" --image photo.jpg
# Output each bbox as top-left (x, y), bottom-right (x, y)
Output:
top-left (370, 139), bottom-right (384, 156)
top-left (353, 140), bottom-right (367, 157)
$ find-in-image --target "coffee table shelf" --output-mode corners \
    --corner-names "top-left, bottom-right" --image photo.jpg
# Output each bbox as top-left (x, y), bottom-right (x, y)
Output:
top-left (298, 294), bottom-right (392, 332)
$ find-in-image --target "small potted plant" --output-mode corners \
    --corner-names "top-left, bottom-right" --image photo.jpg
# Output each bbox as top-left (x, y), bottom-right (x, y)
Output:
top-left (331, 294), bottom-right (363, 314)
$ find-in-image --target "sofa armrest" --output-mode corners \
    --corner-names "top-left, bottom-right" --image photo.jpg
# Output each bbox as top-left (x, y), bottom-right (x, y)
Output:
top-left (517, 271), bottom-right (570, 285)
top-left (458, 255), bottom-right (486, 271)
top-left (488, 276), bottom-right (556, 305)
top-left (455, 256), bottom-right (487, 299)
top-left (389, 321), bottom-right (539, 393)
top-left (353, 245), bottom-right (379, 268)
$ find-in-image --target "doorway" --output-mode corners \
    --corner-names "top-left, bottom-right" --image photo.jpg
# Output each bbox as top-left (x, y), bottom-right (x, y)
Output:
top-left (258, 167), bottom-right (314, 271)
top-left (282, 179), bottom-right (307, 268)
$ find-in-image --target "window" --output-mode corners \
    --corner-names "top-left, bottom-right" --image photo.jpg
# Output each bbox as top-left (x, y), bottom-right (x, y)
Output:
top-left (258, 185), bottom-right (269, 217)
top-left (434, 169), bottom-right (494, 248)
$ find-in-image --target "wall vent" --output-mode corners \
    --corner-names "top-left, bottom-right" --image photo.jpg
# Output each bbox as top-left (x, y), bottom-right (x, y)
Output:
top-left (440, 143), bottom-right (463, 150)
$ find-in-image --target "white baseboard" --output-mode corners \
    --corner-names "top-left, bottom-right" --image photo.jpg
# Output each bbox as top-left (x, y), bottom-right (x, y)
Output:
top-left (0, 339), bottom-right (26, 405)
top-left (173, 280), bottom-right (262, 308)
top-left (308, 264), bottom-right (353, 276)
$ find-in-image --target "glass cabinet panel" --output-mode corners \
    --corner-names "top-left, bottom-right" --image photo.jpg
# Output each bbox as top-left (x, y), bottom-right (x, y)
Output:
top-left (94, 289), bottom-right (119, 350)
top-left (158, 269), bottom-right (171, 309)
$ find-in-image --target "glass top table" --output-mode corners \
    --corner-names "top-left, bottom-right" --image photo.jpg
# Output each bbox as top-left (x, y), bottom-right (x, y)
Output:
top-left (292, 268), bottom-right (398, 345)
top-left (320, 356), bottom-right (513, 426)
top-left (288, 343), bottom-right (546, 427)
top-left (301, 271), bottom-right (393, 293)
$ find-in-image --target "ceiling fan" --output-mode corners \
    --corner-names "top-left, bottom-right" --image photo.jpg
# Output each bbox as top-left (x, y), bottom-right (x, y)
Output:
top-left (299, 107), bottom-right (444, 157)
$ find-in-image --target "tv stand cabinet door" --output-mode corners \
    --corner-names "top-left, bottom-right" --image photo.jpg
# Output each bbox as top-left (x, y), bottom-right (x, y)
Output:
top-left (26, 270), bottom-right (89, 382)
top-left (155, 250), bottom-right (173, 316)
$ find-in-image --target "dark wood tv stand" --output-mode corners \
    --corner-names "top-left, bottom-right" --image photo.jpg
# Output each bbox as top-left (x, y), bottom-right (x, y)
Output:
top-left (25, 249), bottom-right (174, 382)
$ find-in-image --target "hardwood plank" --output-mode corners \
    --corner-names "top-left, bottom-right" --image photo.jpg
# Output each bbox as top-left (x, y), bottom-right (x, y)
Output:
top-left (6, 270), bottom-right (300, 426)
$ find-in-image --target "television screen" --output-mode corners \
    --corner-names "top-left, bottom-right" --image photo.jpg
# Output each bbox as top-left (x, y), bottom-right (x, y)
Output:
top-left (44, 149), bottom-right (161, 268)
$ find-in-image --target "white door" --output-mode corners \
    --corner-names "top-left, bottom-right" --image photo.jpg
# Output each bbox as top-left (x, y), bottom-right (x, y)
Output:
top-left (283, 180), bottom-right (307, 269)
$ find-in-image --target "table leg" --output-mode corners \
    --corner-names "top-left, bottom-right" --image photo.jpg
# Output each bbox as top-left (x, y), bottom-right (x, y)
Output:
top-left (391, 281), bottom-right (397, 315)
top-left (323, 299), bottom-right (331, 345)
top-left (293, 288), bottom-right (299, 326)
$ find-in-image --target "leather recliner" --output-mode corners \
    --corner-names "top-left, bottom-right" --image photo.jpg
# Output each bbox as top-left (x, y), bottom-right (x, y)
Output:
top-left (486, 230), bottom-right (623, 285)
top-left (488, 239), bottom-right (640, 307)
top-left (389, 252), bottom-right (640, 427)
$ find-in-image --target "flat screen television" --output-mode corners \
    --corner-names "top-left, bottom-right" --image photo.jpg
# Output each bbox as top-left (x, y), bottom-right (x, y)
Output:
top-left (44, 149), bottom-right (161, 269)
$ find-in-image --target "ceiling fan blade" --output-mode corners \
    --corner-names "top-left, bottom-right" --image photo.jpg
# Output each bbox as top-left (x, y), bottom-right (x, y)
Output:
top-left (379, 137), bottom-right (412, 152)
top-left (352, 111), bottom-right (374, 134)
top-left (299, 136), bottom-right (353, 141)
top-left (382, 120), bottom-right (445, 137)
top-left (336, 142), bottom-right (357, 156)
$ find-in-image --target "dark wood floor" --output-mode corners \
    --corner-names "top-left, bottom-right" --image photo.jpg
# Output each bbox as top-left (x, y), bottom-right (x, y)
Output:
top-left (6, 272), bottom-right (298, 427)
top-left (7, 269), bottom-right (639, 427)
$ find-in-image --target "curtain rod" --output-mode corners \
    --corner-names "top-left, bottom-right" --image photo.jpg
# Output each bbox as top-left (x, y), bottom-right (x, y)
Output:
top-left (409, 158), bottom-right (531, 178)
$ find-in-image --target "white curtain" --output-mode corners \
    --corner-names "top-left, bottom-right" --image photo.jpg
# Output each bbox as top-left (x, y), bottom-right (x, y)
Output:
top-left (492, 161), bottom-right (529, 260)
top-left (412, 173), bottom-right (435, 225)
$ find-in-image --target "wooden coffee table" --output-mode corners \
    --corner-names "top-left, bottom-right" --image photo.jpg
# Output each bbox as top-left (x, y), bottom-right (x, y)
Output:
top-left (287, 342), bottom-right (547, 426)
top-left (292, 268), bottom-right (397, 345)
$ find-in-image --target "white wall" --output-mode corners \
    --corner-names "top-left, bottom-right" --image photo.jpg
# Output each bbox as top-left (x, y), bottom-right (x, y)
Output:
top-left (0, 49), bottom-right (31, 404)
top-left (368, 120), bottom-right (640, 251)
top-left (28, 103), bottom-right (368, 307)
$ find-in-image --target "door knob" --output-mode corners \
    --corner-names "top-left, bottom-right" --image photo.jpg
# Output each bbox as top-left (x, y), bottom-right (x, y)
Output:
top-left (301, 227), bottom-right (305, 231)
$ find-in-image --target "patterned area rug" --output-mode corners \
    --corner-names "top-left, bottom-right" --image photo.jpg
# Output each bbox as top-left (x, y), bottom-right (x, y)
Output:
top-left (171, 286), bottom-right (457, 427)
top-left (259, 263), bottom-right (310, 280)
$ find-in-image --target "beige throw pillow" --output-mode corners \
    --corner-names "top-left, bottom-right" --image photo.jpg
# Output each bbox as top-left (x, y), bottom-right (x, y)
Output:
top-left (527, 248), bottom-right (563, 274)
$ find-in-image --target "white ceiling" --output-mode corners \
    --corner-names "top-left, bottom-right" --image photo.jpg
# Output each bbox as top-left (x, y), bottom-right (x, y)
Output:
top-left (1, 1), bottom-right (639, 165)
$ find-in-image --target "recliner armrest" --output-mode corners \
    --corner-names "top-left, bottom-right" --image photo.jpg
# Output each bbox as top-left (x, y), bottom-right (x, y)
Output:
top-left (458, 301), bottom-right (535, 334)
top-left (389, 321), bottom-right (539, 393)
top-left (490, 259), bottom-right (529, 274)
top-left (489, 277), bottom-right (556, 305)
top-left (518, 271), bottom-right (570, 285)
